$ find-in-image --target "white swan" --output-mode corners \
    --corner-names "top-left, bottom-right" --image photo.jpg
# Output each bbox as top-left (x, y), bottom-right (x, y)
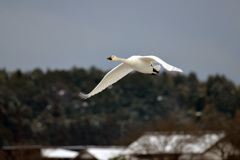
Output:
top-left (79, 55), bottom-right (182, 99)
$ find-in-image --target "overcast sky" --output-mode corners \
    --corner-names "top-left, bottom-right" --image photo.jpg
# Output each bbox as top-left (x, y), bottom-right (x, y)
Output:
top-left (1, 1), bottom-right (240, 85)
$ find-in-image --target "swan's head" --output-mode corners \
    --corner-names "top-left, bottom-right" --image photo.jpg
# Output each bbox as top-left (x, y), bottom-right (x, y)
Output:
top-left (107, 55), bottom-right (117, 61)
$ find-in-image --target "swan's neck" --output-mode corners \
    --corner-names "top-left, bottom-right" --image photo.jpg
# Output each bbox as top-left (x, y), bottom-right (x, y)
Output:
top-left (115, 57), bottom-right (128, 63)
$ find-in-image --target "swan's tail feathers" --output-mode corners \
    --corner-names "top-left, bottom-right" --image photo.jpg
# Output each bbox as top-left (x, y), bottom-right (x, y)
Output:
top-left (79, 92), bottom-right (90, 99)
top-left (153, 65), bottom-right (161, 72)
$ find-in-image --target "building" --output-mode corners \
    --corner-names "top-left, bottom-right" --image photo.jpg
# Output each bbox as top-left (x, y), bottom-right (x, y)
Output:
top-left (77, 146), bottom-right (124, 160)
top-left (122, 131), bottom-right (240, 160)
top-left (2, 131), bottom-right (239, 160)
top-left (41, 148), bottom-right (79, 159)
top-left (1, 145), bottom-right (124, 160)
top-left (1, 145), bottom-right (42, 160)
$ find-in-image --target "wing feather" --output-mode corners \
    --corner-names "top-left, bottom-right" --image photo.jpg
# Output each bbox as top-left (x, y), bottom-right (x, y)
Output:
top-left (79, 63), bottom-right (133, 99)
top-left (140, 56), bottom-right (183, 72)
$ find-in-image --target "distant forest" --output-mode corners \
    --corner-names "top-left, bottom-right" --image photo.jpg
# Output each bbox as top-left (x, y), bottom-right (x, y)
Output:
top-left (0, 67), bottom-right (240, 147)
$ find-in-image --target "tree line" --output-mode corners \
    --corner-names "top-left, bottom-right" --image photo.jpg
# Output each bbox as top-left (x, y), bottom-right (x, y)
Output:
top-left (0, 67), bottom-right (240, 147)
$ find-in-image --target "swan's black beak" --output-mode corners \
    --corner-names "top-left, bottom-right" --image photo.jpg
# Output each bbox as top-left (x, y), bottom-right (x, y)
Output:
top-left (107, 56), bottom-right (112, 60)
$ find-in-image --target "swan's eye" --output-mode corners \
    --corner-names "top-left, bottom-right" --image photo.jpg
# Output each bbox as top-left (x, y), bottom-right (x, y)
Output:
top-left (111, 56), bottom-right (114, 59)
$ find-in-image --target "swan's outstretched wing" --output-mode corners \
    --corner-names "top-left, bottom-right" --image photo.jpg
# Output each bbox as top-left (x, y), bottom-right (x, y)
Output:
top-left (140, 56), bottom-right (183, 72)
top-left (79, 63), bottom-right (133, 99)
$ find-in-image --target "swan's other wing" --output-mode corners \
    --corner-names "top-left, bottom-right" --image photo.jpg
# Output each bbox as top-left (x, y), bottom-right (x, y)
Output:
top-left (79, 63), bottom-right (133, 99)
top-left (140, 56), bottom-right (183, 72)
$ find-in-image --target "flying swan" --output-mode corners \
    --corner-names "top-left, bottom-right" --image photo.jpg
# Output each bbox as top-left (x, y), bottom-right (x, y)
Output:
top-left (79, 55), bottom-right (182, 99)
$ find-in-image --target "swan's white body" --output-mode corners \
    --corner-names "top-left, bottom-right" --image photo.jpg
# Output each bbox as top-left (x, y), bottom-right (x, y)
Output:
top-left (79, 55), bottom-right (182, 99)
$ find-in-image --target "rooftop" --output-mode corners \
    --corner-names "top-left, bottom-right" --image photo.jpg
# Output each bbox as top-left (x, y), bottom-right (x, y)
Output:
top-left (123, 131), bottom-right (225, 155)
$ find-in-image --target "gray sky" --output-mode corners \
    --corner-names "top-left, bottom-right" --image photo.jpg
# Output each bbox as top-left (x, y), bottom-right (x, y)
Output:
top-left (1, 0), bottom-right (240, 85)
